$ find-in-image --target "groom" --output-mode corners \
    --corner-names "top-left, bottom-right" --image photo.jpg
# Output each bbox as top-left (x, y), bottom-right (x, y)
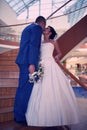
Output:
top-left (14, 16), bottom-right (46, 123)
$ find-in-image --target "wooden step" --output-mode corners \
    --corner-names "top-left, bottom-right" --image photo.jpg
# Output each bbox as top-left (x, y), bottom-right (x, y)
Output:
top-left (0, 78), bottom-right (18, 87)
top-left (0, 48), bottom-right (18, 56)
top-left (0, 95), bottom-right (15, 108)
top-left (0, 56), bottom-right (17, 60)
top-left (0, 65), bottom-right (19, 71)
top-left (0, 87), bottom-right (17, 96)
top-left (0, 60), bottom-right (16, 65)
top-left (0, 48), bottom-right (19, 122)
top-left (0, 87), bottom-right (17, 122)
top-left (0, 71), bottom-right (19, 78)
top-left (0, 107), bottom-right (14, 122)
top-left (0, 107), bottom-right (13, 113)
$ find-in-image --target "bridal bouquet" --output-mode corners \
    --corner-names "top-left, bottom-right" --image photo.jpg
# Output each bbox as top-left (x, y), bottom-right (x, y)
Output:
top-left (29, 63), bottom-right (44, 83)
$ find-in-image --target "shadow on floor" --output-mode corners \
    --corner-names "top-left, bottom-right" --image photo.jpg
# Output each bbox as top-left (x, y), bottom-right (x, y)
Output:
top-left (0, 120), bottom-right (71, 130)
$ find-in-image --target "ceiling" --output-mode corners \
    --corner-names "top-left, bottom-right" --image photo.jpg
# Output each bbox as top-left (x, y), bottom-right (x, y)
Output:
top-left (4, 0), bottom-right (85, 20)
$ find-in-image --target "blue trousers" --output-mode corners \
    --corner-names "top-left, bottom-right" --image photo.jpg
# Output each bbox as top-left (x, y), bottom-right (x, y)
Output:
top-left (14, 64), bottom-right (33, 122)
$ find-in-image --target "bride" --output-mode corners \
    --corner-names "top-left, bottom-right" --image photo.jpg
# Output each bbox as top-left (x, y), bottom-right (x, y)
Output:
top-left (25, 26), bottom-right (79, 127)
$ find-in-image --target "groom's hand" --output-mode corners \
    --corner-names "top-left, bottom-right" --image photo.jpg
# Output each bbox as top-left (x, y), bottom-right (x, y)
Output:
top-left (29, 65), bottom-right (35, 74)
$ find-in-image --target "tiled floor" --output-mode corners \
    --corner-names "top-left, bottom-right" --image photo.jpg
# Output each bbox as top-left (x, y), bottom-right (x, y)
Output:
top-left (69, 98), bottom-right (87, 130)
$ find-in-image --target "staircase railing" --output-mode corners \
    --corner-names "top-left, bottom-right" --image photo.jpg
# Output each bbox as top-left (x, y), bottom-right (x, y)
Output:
top-left (57, 61), bottom-right (87, 90)
top-left (57, 15), bottom-right (87, 59)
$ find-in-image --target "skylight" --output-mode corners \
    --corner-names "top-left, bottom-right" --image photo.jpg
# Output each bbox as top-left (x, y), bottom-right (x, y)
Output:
top-left (4, 0), bottom-right (40, 16)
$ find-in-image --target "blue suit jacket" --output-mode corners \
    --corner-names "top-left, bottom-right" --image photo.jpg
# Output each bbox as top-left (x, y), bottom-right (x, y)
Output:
top-left (16, 23), bottom-right (42, 69)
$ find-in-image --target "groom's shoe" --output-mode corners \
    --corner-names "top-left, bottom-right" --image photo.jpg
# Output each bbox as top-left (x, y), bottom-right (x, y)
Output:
top-left (14, 118), bottom-right (27, 126)
top-left (64, 125), bottom-right (71, 130)
top-left (42, 127), bottom-right (60, 130)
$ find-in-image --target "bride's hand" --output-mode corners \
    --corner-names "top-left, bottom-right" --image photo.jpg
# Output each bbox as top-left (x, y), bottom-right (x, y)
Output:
top-left (54, 55), bottom-right (60, 62)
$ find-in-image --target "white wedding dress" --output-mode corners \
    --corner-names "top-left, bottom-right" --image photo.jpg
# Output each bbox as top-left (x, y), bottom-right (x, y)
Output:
top-left (25, 42), bottom-right (79, 126)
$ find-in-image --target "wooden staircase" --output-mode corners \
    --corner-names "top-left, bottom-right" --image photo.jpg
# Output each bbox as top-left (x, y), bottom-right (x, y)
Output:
top-left (0, 49), bottom-right (19, 122)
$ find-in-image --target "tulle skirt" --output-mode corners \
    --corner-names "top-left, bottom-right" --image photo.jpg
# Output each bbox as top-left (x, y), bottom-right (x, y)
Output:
top-left (25, 58), bottom-right (79, 126)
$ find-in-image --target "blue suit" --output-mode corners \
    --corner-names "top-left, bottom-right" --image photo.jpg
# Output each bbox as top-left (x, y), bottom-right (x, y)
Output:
top-left (14, 23), bottom-right (42, 122)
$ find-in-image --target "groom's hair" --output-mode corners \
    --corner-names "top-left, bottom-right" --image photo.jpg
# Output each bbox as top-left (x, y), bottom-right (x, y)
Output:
top-left (35, 16), bottom-right (46, 24)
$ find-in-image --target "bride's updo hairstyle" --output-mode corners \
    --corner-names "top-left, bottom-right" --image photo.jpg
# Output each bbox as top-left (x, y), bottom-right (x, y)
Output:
top-left (48, 26), bottom-right (57, 40)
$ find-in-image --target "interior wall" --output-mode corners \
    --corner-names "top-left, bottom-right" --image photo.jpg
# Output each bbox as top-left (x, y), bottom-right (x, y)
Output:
top-left (0, 0), bottom-right (17, 25)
